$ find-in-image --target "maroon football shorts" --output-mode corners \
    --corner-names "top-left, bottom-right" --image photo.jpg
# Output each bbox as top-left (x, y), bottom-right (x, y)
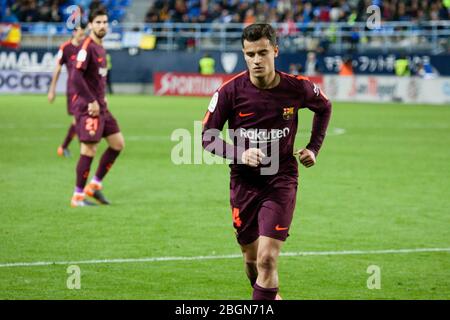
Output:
top-left (67, 93), bottom-right (77, 116)
top-left (76, 109), bottom-right (120, 143)
top-left (230, 174), bottom-right (298, 245)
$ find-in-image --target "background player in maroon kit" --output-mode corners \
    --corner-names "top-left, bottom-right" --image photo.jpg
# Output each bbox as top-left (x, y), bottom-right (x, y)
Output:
top-left (70, 8), bottom-right (125, 207)
top-left (202, 24), bottom-right (332, 300)
top-left (48, 23), bottom-right (86, 158)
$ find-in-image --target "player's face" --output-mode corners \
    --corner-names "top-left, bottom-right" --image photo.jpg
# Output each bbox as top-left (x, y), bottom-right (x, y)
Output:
top-left (73, 28), bottom-right (86, 43)
top-left (242, 38), bottom-right (279, 79)
top-left (90, 15), bottom-right (108, 39)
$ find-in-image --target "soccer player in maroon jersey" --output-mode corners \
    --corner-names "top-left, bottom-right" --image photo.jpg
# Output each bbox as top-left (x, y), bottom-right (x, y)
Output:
top-left (70, 8), bottom-right (124, 207)
top-left (48, 22), bottom-right (86, 158)
top-left (202, 24), bottom-right (332, 300)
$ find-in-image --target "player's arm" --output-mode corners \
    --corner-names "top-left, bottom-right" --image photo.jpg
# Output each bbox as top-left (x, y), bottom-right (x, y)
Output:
top-left (48, 64), bottom-right (62, 103)
top-left (48, 47), bottom-right (65, 103)
top-left (202, 90), bottom-right (251, 164)
top-left (72, 43), bottom-right (100, 116)
top-left (296, 78), bottom-right (332, 167)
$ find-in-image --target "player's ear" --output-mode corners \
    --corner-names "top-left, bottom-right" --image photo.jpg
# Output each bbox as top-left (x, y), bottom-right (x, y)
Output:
top-left (274, 45), bottom-right (279, 58)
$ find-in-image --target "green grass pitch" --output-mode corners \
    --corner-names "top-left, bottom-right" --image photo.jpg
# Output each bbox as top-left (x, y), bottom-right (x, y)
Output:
top-left (0, 94), bottom-right (449, 299)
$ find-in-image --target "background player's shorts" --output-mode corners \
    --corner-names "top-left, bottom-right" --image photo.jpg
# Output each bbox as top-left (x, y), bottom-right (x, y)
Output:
top-left (66, 94), bottom-right (77, 115)
top-left (230, 174), bottom-right (298, 245)
top-left (76, 110), bottom-right (120, 143)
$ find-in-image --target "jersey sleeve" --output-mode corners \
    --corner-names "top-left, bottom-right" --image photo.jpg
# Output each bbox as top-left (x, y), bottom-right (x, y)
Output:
top-left (56, 48), bottom-right (65, 66)
top-left (75, 39), bottom-right (91, 72)
top-left (202, 89), bottom-right (231, 131)
top-left (202, 87), bottom-right (245, 162)
top-left (299, 77), bottom-right (332, 156)
top-left (72, 40), bottom-right (96, 102)
top-left (56, 43), bottom-right (69, 66)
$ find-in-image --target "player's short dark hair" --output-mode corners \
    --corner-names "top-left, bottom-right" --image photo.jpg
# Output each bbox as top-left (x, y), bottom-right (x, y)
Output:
top-left (241, 24), bottom-right (277, 48)
top-left (74, 20), bottom-right (87, 30)
top-left (88, 7), bottom-right (108, 22)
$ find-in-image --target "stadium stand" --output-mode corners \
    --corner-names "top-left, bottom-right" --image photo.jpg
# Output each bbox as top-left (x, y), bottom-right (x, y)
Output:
top-left (0, 0), bottom-right (133, 23)
top-left (144, 0), bottom-right (449, 24)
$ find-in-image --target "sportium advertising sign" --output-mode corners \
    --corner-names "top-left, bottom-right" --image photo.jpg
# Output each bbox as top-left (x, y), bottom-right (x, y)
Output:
top-left (153, 72), bottom-right (236, 97)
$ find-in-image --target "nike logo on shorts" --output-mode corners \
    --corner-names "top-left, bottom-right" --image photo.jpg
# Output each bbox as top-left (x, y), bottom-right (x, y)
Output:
top-left (275, 225), bottom-right (289, 231)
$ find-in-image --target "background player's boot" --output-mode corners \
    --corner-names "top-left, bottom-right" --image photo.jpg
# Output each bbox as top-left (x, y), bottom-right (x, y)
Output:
top-left (275, 294), bottom-right (283, 300)
top-left (57, 146), bottom-right (71, 158)
top-left (84, 182), bottom-right (110, 205)
top-left (71, 193), bottom-right (97, 207)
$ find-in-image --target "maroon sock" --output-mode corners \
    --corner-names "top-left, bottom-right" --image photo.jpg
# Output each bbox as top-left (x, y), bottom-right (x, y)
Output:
top-left (76, 155), bottom-right (94, 191)
top-left (252, 283), bottom-right (278, 300)
top-left (62, 123), bottom-right (76, 149)
top-left (94, 147), bottom-right (121, 181)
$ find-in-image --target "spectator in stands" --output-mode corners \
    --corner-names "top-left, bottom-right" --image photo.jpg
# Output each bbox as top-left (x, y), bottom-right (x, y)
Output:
top-left (1, 7), bottom-right (19, 23)
top-left (89, 0), bottom-right (105, 13)
top-left (16, 0), bottom-right (39, 22)
top-left (415, 61), bottom-right (439, 79)
top-left (339, 56), bottom-right (354, 76)
top-left (243, 8), bottom-right (256, 26)
top-left (304, 51), bottom-right (320, 76)
top-left (289, 63), bottom-right (302, 76)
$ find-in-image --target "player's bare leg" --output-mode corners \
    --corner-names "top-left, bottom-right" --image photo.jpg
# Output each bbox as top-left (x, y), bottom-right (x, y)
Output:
top-left (253, 236), bottom-right (284, 300)
top-left (58, 117), bottom-right (77, 158)
top-left (85, 132), bottom-right (124, 204)
top-left (71, 142), bottom-right (98, 207)
top-left (240, 239), bottom-right (259, 287)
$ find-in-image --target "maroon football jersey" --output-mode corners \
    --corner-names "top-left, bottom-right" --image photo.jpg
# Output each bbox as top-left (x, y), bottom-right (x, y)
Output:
top-left (56, 40), bottom-right (80, 96)
top-left (72, 36), bottom-right (108, 114)
top-left (202, 70), bottom-right (332, 177)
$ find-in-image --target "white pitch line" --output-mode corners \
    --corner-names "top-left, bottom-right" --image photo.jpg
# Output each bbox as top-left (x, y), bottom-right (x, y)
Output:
top-left (0, 247), bottom-right (449, 269)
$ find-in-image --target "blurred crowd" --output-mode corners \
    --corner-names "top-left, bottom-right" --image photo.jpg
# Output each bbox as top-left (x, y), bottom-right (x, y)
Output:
top-left (2, 0), bottom-right (448, 24)
top-left (0, 0), bottom-right (126, 23)
top-left (145, 0), bottom-right (450, 24)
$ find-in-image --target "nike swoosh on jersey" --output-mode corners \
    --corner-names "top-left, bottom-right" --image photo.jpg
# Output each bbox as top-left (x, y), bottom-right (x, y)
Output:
top-left (239, 112), bottom-right (255, 118)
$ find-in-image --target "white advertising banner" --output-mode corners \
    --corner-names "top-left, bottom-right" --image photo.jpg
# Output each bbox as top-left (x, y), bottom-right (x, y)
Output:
top-left (322, 76), bottom-right (450, 104)
top-left (0, 70), bottom-right (67, 94)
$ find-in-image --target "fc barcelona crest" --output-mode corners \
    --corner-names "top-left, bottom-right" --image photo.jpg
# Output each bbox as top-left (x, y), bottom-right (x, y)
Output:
top-left (283, 107), bottom-right (294, 120)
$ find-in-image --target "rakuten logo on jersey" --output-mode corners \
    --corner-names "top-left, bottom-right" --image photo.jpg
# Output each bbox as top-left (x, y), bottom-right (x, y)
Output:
top-left (239, 128), bottom-right (290, 143)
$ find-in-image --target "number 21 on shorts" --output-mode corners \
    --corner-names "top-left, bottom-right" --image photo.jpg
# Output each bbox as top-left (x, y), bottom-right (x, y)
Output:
top-left (85, 117), bottom-right (99, 136)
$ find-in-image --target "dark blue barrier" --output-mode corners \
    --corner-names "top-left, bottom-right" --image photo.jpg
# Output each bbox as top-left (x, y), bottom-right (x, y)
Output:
top-left (1, 48), bottom-right (449, 83)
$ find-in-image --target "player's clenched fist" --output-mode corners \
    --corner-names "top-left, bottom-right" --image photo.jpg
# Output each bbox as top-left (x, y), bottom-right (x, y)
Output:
top-left (241, 148), bottom-right (265, 167)
top-left (295, 148), bottom-right (316, 168)
top-left (88, 100), bottom-right (100, 117)
top-left (47, 90), bottom-right (56, 103)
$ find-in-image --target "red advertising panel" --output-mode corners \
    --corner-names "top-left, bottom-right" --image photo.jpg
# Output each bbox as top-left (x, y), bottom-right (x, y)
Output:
top-left (154, 72), bottom-right (237, 97)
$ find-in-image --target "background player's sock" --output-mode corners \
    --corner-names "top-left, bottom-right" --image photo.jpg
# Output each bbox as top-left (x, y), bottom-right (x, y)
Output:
top-left (252, 283), bottom-right (278, 300)
top-left (74, 187), bottom-right (84, 194)
top-left (249, 277), bottom-right (257, 287)
top-left (94, 147), bottom-right (121, 181)
top-left (76, 154), bottom-right (94, 191)
top-left (91, 175), bottom-right (102, 186)
top-left (62, 124), bottom-right (76, 149)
